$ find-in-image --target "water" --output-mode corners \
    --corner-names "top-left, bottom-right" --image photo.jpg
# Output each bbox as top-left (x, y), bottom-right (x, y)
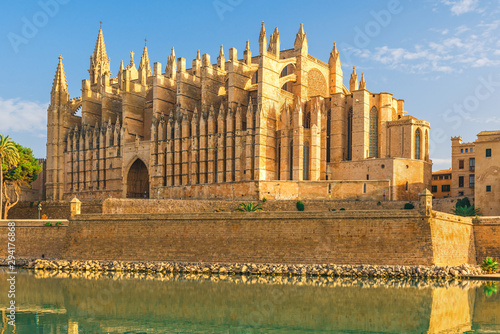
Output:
top-left (0, 268), bottom-right (499, 333)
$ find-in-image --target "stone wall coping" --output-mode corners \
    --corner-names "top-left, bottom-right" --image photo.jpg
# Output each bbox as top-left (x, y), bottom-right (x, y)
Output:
top-left (431, 211), bottom-right (473, 225)
top-left (0, 220), bottom-right (69, 227)
top-left (73, 210), bottom-right (423, 222)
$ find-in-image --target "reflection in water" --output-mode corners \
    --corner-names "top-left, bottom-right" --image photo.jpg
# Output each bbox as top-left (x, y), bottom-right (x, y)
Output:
top-left (0, 268), bottom-right (498, 333)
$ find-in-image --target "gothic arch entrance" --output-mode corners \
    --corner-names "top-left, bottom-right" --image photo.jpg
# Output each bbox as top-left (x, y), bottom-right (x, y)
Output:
top-left (127, 159), bottom-right (149, 198)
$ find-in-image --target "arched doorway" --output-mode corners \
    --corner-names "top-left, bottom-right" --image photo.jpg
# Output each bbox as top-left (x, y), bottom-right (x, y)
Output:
top-left (127, 159), bottom-right (149, 198)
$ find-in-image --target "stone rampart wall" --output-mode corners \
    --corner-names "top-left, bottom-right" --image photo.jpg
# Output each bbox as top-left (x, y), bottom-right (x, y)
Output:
top-left (474, 217), bottom-right (500, 262)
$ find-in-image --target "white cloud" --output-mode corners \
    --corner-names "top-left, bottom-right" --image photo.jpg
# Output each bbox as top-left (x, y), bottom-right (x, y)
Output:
top-left (343, 17), bottom-right (500, 75)
top-left (442, 0), bottom-right (479, 15)
top-left (0, 97), bottom-right (47, 134)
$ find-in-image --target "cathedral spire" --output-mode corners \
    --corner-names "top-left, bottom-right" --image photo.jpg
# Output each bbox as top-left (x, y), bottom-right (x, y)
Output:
top-left (52, 55), bottom-right (68, 93)
top-left (359, 72), bottom-right (366, 90)
top-left (138, 43), bottom-right (152, 83)
top-left (89, 27), bottom-right (111, 84)
top-left (349, 66), bottom-right (359, 91)
top-left (259, 21), bottom-right (267, 55)
top-left (294, 23), bottom-right (308, 53)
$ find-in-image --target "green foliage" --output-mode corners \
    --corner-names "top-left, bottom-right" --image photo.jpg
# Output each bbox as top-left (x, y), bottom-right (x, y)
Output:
top-left (296, 201), bottom-right (305, 211)
top-left (481, 257), bottom-right (499, 274)
top-left (0, 135), bottom-right (20, 168)
top-left (377, 201), bottom-right (382, 206)
top-left (452, 205), bottom-right (480, 217)
top-left (403, 202), bottom-right (415, 210)
top-left (456, 197), bottom-right (471, 209)
top-left (482, 282), bottom-right (498, 297)
top-left (262, 197), bottom-right (267, 203)
top-left (45, 222), bottom-right (53, 227)
top-left (340, 208), bottom-right (346, 211)
top-left (2, 143), bottom-right (42, 186)
top-left (55, 222), bottom-right (63, 226)
top-left (330, 208), bottom-right (336, 211)
top-left (234, 202), bottom-right (263, 212)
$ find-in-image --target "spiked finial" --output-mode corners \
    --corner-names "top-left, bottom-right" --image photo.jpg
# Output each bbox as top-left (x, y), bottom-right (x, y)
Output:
top-left (349, 66), bottom-right (359, 91)
top-left (218, 45), bottom-right (225, 70)
top-left (359, 72), bottom-right (366, 90)
top-left (196, 49), bottom-right (201, 61)
top-left (259, 21), bottom-right (267, 55)
top-left (294, 23), bottom-right (308, 52)
top-left (165, 47), bottom-right (177, 76)
top-left (219, 45), bottom-right (224, 58)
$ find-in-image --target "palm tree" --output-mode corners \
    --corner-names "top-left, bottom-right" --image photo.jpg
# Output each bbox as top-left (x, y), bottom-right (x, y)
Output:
top-left (0, 135), bottom-right (20, 219)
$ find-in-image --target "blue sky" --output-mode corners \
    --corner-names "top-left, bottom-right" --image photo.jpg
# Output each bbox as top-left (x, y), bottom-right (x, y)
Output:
top-left (1, 0), bottom-right (500, 172)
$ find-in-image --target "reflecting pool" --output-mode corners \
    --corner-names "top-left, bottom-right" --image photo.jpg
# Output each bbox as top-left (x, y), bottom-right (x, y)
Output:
top-left (0, 268), bottom-right (499, 333)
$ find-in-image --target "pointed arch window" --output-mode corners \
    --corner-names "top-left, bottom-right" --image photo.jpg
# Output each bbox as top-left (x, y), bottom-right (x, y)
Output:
top-left (347, 107), bottom-right (353, 160)
top-left (415, 128), bottom-right (421, 160)
top-left (369, 106), bottom-right (378, 158)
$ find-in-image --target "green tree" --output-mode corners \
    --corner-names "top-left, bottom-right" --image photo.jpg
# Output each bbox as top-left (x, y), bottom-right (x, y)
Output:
top-left (1, 140), bottom-right (41, 219)
top-left (0, 135), bottom-right (20, 219)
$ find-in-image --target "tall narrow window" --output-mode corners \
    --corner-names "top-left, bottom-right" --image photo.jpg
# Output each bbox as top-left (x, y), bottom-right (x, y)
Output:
top-left (347, 107), bottom-right (353, 160)
top-left (277, 137), bottom-right (281, 180)
top-left (304, 111), bottom-right (311, 129)
top-left (289, 140), bottom-right (293, 180)
top-left (326, 110), bottom-right (331, 162)
top-left (369, 106), bottom-right (378, 158)
top-left (303, 141), bottom-right (310, 180)
top-left (214, 151), bottom-right (218, 183)
top-left (414, 128), bottom-right (421, 160)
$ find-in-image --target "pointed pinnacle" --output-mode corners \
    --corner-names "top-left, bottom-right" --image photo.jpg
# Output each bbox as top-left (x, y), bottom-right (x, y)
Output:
top-left (259, 21), bottom-right (266, 38)
top-left (171, 46), bottom-right (175, 57)
top-left (245, 40), bottom-right (250, 51)
top-left (196, 49), bottom-right (201, 61)
top-left (298, 23), bottom-right (305, 35)
top-left (219, 45), bottom-right (224, 57)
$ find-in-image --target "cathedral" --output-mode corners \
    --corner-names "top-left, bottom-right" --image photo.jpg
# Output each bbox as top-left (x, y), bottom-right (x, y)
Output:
top-left (46, 23), bottom-right (431, 202)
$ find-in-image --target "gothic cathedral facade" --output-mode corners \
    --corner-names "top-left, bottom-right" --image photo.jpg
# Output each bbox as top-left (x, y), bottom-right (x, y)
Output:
top-left (46, 24), bottom-right (431, 201)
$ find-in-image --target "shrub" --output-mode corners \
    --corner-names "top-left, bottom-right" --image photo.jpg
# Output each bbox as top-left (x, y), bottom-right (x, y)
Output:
top-left (296, 201), bottom-right (305, 211)
top-left (262, 197), bottom-right (267, 203)
top-left (404, 203), bottom-right (415, 210)
top-left (377, 201), bottom-right (382, 206)
top-left (45, 222), bottom-right (52, 227)
top-left (452, 205), bottom-right (480, 217)
top-left (340, 208), bottom-right (346, 211)
top-left (330, 208), bottom-right (336, 211)
top-left (55, 222), bottom-right (63, 226)
top-left (481, 257), bottom-right (499, 274)
top-left (456, 197), bottom-right (471, 209)
top-left (234, 202), bottom-right (263, 212)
